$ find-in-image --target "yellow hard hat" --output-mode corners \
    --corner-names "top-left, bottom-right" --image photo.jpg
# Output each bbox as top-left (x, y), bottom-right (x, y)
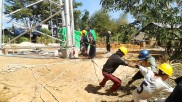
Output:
top-left (119, 46), bottom-right (128, 55)
top-left (158, 63), bottom-right (173, 76)
top-left (80, 32), bottom-right (84, 36)
top-left (81, 30), bottom-right (87, 34)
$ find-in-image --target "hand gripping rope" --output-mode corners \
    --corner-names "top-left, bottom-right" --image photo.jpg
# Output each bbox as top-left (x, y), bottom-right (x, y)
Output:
top-left (90, 54), bottom-right (134, 83)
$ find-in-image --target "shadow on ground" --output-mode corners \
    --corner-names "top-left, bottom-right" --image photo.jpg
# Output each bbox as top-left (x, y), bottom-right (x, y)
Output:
top-left (118, 85), bottom-right (136, 97)
top-left (84, 84), bottom-right (137, 97)
top-left (84, 84), bottom-right (119, 96)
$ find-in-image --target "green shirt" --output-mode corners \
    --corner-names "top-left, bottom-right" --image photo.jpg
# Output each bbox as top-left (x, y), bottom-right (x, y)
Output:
top-left (147, 55), bottom-right (156, 72)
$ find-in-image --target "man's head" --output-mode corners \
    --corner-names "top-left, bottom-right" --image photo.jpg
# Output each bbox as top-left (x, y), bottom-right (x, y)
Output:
top-left (108, 31), bottom-right (111, 34)
top-left (86, 27), bottom-right (90, 31)
top-left (138, 50), bottom-right (149, 60)
top-left (116, 46), bottom-right (128, 57)
top-left (157, 63), bottom-right (173, 80)
top-left (81, 30), bottom-right (87, 36)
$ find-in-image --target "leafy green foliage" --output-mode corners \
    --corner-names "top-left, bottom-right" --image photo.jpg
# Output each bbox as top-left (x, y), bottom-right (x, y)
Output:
top-left (4, 33), bottom-right (16, 43)
top-left (101, 0), bottom-right (181, 26)
top-left (16, 37), bottom-right (29, 43)
top-left (40, 28), bottom-right (51, 36)
top-left (36, 28), bottom-right (52, 45)
top-left (80, 10), bottom-right (90, 30)
top-left (73, 1), bottom-right (83, 30)
top-left (4, 0), bottom-right (55, 27)
top-left (90, 10), bottom-right (114, 36)
top-left (101, 0), bottom-right (182, 60)
top-left (89, 10), bottom-right (138, 43)
top-left (4, 0), bottom-right (83, 43)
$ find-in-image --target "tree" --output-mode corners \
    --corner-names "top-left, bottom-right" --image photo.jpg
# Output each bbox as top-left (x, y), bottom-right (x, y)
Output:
top-left (90, 10), bottom-right (114, 36)
top-left (80, 10), bottom-right (90, 30)
top-left (73, 1), bottom-right (82, 30)
top-left (100, 0), bottom-right (181, 26)
top-left (100, 0), bottom-right (182, 60)
top-left (4, 0), bottom-right (57, 27)
top-left (4, 0), bottom-right (61, 43)
top-left (112, 14), bottom-right (138, 43)
top-left (4, 0), bottom-right (84, 43)
top-left (36, 28), bottom-right (52, 45)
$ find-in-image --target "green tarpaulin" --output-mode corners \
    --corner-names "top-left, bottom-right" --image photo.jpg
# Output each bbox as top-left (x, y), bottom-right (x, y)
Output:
top-left (58, 27), bottom-right (96, 48)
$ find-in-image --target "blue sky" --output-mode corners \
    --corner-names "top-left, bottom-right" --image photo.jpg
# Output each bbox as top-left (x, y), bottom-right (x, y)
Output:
top-left (75, 0), bottom-right (135, 22)
top-left (3, 0), bottom-right (135, 28)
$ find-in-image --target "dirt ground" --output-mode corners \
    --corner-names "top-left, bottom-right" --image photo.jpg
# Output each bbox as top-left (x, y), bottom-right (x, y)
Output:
top-left (0, 43), bottom-right (181, 102)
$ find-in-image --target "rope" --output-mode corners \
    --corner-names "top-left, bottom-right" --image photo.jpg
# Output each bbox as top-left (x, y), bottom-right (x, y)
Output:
top-left (123, 54), bottom-right (134, 62)
top-left (91, 60), bottom-right (101, 83)
top-left (91, 59), bottom-right (102, 71)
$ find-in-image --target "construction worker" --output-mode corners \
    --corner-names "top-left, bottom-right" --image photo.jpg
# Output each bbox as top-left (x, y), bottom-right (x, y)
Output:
top-left (106, 31), bottom-right (112, 53)
top-left (164, 76), bottom-right (182, 102)
top-left (131, 63), bottom-right (173, 102)
top-left (80, 30), bottom-right (89, 56)
top-left (126, 50), bottom-right (156, 86)
top-left (87, 28), bottom-right (96, 59)
top-left (99, 46), bottom-right (135, 94)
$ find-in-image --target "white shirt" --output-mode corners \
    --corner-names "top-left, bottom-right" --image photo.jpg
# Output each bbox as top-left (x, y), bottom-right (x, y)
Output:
top-left (133, 66), bottom-right (173, 101)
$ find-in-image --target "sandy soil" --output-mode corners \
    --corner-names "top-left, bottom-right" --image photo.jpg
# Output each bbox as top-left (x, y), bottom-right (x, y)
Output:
top-left (0, 48), bottom-right (140, 102)
top-left (0, 43), bottom-right (179, 102)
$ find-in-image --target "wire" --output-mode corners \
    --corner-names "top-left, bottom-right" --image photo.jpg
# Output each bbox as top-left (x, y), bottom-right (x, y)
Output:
top-left (91, 59), bottom-right (101, 83)
top-left (91, 59), bottom-right (102, 71)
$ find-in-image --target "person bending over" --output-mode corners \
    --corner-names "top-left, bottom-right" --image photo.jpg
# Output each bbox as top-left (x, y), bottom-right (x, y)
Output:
top-left (131, 63), bottom-right (173, 102)
top-left (99, 46), bottom-right (135, 94)
top-left (126, 50), bottom-right (156, 87)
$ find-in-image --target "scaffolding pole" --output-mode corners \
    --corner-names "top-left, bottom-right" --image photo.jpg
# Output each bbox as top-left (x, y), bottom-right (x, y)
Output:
top-left (64, 0), bottom-right (72, 47)
top-left (0, 0), bottom-right (3, 49)
top-left (8, 0), bottom-right (44, 16)
top-left (59, 0), bottom-right (65, 27)
top-left (70, 0), bottom-right (75, 46)
top-left (34, 30), bottom-right (64, 42)
top-left (3, 18), bottom-right (64, 43)
top-left (49, 0), bottom-right (54, 43)
top-left (3, 11), bottom-right (61, 47)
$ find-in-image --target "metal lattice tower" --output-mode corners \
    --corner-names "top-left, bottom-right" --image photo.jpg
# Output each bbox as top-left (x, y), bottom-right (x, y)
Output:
top-left (0, 0), bottom-right (76, 58)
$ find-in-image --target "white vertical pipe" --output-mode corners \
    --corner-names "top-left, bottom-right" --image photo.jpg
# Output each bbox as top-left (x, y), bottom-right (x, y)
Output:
top-left (70, 0), bottom-right (75, 46)
top-left (0, 0), bottom-right (3, 49)
top-left (49, 0), bottom-right (53, 43)
top-left (64, 0), bottom-right (72, 47)
top-left (59, 0), bottom-right (65, 27)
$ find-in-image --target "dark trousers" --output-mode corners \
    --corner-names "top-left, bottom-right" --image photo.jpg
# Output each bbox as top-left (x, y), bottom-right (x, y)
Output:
top-left (81, 45), bottom-right (88, 56)
top-left (99, 72), bottom-right (122, 92)
top-left (165, 83), bottom-right (182, 102)
top-left (106, 43), bottom-right (110, 52)
top-left (127, 71), bottom-right (143, 85)
top-left (165, 77), bottom-right (182, 102)
top-left (89, 42), bottom-right (96, 58)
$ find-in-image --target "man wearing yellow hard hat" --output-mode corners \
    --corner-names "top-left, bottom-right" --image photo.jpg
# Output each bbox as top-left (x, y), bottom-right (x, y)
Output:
top-left (99, 46), bottom-right (135, 95)
top-left (80, 30), bottom-right (89, 56)
top-left (131, 63), bottom-right (174, 102)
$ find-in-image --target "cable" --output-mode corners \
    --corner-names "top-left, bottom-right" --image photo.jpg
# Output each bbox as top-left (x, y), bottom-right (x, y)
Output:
top-left (91, 60), bottom-right (101, 83)
top-left (91, 59), bottom-right (102, 71)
